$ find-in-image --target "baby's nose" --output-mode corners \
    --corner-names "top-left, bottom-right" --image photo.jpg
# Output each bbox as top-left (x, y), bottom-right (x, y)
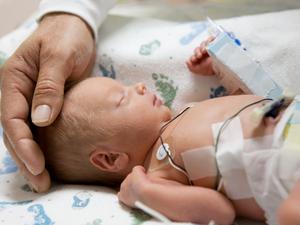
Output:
top-left (135, 82), bottom-right (147, 95)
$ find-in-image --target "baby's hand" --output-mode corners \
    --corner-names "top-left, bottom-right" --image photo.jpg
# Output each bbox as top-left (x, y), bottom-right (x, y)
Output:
top-left (186, 36), bottom-right (216, 76)
top-left (118, 166), bottom-right (149, 207)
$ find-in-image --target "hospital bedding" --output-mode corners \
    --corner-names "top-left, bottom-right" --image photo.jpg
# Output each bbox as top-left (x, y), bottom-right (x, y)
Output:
top-left (0, 8), bottom-right (300, 225)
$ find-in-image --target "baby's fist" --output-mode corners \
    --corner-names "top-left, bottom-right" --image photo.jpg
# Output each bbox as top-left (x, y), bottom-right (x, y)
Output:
top-left (186, 36), bottom-right (216, 76)
top-left (118, 166), bottom-right (148, 207)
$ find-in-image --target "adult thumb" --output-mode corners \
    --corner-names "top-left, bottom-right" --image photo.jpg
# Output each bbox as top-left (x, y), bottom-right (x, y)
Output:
top-left (31, 62), bottom-right (68, 127)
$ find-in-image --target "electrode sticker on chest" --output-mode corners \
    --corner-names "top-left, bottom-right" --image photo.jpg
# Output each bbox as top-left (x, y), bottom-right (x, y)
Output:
top-left (181, 146), bottom-right (217, 180)
top-left (156, 143), bottom-right (171, 160)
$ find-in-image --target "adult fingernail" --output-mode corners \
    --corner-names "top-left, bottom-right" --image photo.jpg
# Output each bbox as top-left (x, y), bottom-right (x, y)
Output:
top-left (26, 164), bottom-right (40, 176)
top-left (32, 105), bottom-right (51, 123)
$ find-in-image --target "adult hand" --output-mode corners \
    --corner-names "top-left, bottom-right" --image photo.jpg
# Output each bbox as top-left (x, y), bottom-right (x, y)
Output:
top-left (1, 13), bottom-right (96, 192)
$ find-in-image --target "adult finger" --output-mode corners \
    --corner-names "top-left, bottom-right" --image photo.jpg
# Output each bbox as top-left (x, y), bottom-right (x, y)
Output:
top-left (3, 134), bottom-right (51, 192)
top-left (31, 52), bottom-right (71, 126)
top-left (1, 54), bottom-right (46, 175)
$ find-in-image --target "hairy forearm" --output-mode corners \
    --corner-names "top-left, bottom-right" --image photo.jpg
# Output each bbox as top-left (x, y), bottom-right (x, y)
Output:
top-left (138, 182), bottom-right (235, 225)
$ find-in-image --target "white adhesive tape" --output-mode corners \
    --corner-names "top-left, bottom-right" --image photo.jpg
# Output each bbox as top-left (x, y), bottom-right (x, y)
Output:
top-left (212, 117), bottom-right (253, 199)
top-left (243, 135), bottom-right (274, 153)
top-left (181, 146), bottom-right (217, 180)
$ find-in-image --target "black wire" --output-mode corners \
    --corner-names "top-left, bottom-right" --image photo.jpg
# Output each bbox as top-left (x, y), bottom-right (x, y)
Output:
top-left (160, 107), bottom-right (191, 133)
top-left (158, 107), bottom-right (191, 174)
top-left (159, 135), bottom-right (186, 172)
top-left (214, 98), bottom-right (273, 189)
top-left (157, 97), bottom-right (273, 189)
top-left (214, 98), bottom-right (272, 153)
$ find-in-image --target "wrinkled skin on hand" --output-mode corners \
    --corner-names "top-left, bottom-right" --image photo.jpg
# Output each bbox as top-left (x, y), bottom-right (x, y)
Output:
top-left (0, 13), bottom-right (96, 192)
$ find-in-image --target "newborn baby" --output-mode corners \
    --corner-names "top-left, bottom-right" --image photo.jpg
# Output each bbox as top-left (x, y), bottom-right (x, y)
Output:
top-left (34, 75), bottom-right (300, 225)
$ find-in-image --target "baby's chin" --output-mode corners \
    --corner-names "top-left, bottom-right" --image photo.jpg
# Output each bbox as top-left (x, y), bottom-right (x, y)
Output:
top-left (161, 105), bottom-right (172, 122)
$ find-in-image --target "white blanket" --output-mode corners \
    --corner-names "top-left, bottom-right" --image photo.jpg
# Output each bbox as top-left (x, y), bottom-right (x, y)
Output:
top-left (217, 9), bottom-right (300, 95)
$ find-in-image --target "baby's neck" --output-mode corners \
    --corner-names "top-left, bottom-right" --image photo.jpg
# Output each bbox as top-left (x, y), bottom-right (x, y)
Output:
top-left (142, 108), bottom-right (189, 175)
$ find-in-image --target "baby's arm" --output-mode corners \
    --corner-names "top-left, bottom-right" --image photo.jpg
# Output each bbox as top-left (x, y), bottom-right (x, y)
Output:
top-left (118, 166), bottom-right (235, 225)
top-left (186, 36), bottom-right (216, 76)
top-left (278, 181), bottom-right (300, 225)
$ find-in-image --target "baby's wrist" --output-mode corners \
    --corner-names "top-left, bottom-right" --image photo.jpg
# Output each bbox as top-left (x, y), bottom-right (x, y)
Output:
top-left (134, 178), bottom-right (153, 203)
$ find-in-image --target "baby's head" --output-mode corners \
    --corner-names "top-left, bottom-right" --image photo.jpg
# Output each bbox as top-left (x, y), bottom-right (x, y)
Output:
top-left (35, 77), bottom-right (171, 185)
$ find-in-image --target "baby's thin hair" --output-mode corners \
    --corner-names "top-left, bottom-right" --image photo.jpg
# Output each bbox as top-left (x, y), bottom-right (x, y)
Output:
top-left (34, 90), bottom-right (123, 186)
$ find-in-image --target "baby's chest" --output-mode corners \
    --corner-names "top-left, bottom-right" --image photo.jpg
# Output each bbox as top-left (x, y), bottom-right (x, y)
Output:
top-left (148, 131), bottom-right (218, 188)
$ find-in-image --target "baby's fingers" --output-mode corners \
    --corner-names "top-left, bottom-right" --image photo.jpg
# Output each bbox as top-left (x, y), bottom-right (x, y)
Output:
top-left (186, 60), bottom-right (194, 71)
top-left (194, 47), bottom-right (203, 59)
top-left (206, 35), bottom-right (216, 43)
top-left (189, 55), bottom-right (199, 63)
top-left (201, 36), bottom-right (216, 54)
top-left (132, 165), bottom-right (146, 174)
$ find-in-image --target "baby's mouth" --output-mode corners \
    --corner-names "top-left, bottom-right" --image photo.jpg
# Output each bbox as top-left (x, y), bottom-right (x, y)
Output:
top-left (153, 94), bottom-right (163, 107)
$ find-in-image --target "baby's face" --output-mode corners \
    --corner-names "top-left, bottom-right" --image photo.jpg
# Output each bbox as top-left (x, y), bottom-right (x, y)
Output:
top-left (68, 77), bottom-right (172, 160)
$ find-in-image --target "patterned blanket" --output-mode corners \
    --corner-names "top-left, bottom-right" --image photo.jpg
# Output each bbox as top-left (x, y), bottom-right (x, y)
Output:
top-left (1, 7), bottom-right (300, 225)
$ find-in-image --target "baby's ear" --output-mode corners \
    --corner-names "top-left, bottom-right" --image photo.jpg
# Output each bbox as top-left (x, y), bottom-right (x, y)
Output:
top-left (89, 149), bottom-right (129, 172)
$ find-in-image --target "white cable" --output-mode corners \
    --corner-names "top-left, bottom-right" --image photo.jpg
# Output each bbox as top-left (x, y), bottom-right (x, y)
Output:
top-left (134, 201), bottom-right (172, 224)
top-left (208, 220), bottom-right (218, 225)
top-left (167, 157), bottom-right (190, 181)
